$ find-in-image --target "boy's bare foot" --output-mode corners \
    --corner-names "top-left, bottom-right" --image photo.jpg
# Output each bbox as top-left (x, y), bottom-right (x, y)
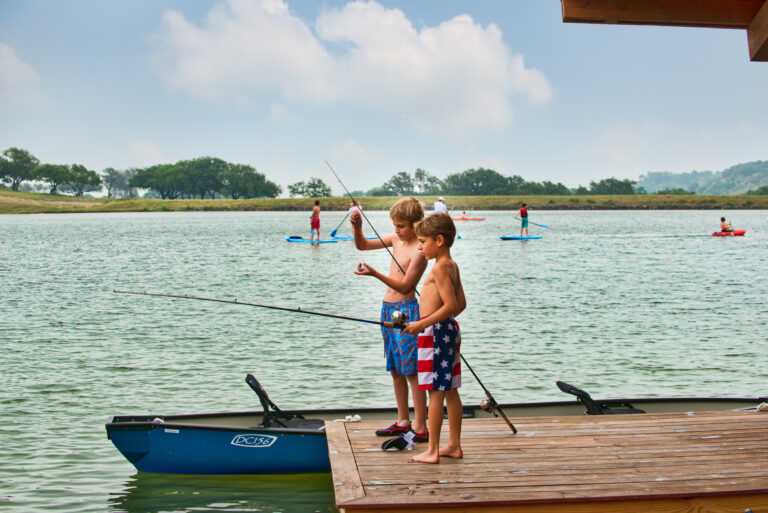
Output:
top-left (412, 450), bottom-right (439, 464)
top-left (438, 445), bottom-right (463, 459)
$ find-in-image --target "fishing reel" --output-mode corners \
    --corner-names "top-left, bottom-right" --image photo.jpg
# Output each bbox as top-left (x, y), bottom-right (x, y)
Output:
top-left (391, 310), bottom-right (407, 326)
top-left (480, 397), bottom-right (498, 416)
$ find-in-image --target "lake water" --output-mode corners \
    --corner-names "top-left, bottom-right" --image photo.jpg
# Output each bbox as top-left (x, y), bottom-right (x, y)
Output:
top-left (1, 209), bottom-right (766, 512)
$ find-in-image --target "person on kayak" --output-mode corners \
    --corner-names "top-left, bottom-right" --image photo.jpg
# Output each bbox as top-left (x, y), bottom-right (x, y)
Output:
top-left (515, 203), bottom-right (529, 237)
top-left (720, 217), bottom-right (733, 233)
top-left (404, 212), bottom-right (466, 464)
top-left (310, 200), bottom-right (321, 241)
top-left (351, 197), bottom-right (429, 442)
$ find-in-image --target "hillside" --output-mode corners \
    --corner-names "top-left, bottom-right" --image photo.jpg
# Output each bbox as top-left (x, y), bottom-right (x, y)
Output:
top-left (638, 160), bottom-right (768, 194)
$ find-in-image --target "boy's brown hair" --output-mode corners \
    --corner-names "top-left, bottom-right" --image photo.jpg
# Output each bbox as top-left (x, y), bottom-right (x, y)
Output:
top-left (415, 212), bottom-right (456, 247)
top-left (389, 197), bottom-right (425, 226)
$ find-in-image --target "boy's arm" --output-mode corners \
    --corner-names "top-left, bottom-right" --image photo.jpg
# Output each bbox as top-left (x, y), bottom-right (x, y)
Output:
top-left (354, 254), bottom-right (427, 295)
top-left (350, 211), bottom-right (390, 250)
top-left (453, 268), bottom-right (467, 317)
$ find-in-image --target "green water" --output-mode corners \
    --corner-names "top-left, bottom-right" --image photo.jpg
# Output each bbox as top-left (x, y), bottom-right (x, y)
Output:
top-left (1, 210), bottom-right (766, 512)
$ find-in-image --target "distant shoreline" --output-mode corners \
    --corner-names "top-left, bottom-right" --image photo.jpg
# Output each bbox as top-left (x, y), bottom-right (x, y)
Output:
top-left (1, 189), bottom-right (766, 214)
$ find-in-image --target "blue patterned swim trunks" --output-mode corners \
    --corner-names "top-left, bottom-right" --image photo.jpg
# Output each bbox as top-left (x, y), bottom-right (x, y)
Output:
top-left (381, 298), bottom-right (420, 375)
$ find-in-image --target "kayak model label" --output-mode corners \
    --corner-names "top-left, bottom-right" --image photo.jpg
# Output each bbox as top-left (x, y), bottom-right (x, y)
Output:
top-left (231, 434), bottom-right (277, 448)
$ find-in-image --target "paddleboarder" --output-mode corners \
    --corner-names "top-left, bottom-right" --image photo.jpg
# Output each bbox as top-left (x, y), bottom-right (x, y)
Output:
top-left (515, 203), bottom-right (529, 237)
top-left (351, 197), bottom-right (429, 442)
top-left (310, 200), bottom-right (321, 241)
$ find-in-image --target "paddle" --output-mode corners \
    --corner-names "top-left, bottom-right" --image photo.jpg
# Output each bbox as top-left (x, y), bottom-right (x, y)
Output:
top-left (329, 212), bottom-right (350, 238)
top-left (514, 217), bottom-right (548, 229)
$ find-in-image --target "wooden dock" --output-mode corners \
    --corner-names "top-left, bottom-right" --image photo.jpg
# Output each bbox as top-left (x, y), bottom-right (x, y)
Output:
top-left (326, 409), bottom-right (768, 513)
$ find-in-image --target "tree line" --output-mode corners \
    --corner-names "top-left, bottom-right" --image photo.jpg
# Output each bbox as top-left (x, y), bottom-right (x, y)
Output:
top-left (0, 147), bottom-right (281, 199)
top-left (288, 168), bottom-right (648, 198)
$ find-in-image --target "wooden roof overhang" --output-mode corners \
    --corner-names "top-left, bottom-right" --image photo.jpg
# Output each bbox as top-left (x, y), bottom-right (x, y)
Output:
top-left (561, 0), bottom-right (768, 61)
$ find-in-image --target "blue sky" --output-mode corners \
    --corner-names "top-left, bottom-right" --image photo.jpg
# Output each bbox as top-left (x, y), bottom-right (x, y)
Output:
top-left (1, 0), bottom-right (766, 192)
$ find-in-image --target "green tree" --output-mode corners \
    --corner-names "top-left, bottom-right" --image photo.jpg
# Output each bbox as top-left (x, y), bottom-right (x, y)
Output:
top-left (588, 178), bottom-right (638, 194)
top-left (35, 164), bottom-right (71, 194)
top-left (62, 164), bottom-right (101, 196)
top-left (0, 147), bottom-right (40, 190)
top-left (746, 185), bottom-right (768, 195)
top-left (288, 177), bottom-right (331, 197)
top-left (178, 157), bottom-right (226, 199)
top-left (130, 164), bottom-right (184, 199)
top-left (381, 171), bottom-right (414, 195)
top-left (413, 168), bottom-right (443, 195)
top-left (219, 163), bottom-right (281, 199)
top-left (443, 168), bottom-right (509, 195)
top-left (101, 167), bottom-right (124, 198)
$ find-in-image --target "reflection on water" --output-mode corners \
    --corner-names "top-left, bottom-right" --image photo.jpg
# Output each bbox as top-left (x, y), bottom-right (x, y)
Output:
top-left (109, 472), bottom-right (336, 513)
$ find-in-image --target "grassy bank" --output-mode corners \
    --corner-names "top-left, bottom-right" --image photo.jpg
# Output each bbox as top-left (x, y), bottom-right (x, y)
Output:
top-left (1, 188), bottom-right (767, 214)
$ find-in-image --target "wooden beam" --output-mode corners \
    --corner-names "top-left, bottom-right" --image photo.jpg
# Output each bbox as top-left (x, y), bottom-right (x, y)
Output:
top-left (562, 0), bottom-right (765, 29)
top-left (749, 0), bottom-right (768, 60)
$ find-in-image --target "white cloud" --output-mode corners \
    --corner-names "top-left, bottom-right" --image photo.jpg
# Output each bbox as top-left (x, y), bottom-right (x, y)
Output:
top-left (129, 140), bottom-right (168, 166)
top-left (153, 0), bottom-right (551, 137)
top-left (0, 43), bottom-right (44, 106)
top-left (329, 138), bottom-right (382, 162)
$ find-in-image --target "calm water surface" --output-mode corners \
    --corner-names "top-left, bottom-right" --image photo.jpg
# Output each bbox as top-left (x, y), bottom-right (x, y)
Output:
top-left (1, 209), bottom-right (766, 512)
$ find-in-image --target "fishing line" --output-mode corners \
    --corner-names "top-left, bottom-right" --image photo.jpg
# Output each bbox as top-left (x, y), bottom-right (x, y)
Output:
top-left (324, 160), bottom-right (411, 280)
top-left (322, 162), bottom-right (517, 433)
top-left (113, 290), bottom-right (406, 328)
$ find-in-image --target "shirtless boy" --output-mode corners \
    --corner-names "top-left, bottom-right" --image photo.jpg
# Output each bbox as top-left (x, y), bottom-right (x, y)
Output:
top-left (351, 197), bottom-right (428, 440)
top-left (404, 212), bottom-right (466, 464)
top-left (310, 200), bottom-right (321, 241)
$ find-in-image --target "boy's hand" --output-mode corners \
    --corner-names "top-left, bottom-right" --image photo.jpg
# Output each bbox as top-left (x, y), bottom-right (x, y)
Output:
top-left (350, 211), bottom-right (362, 229)
top-left (354, 262), bottom-right (375, 276)
top-left (403, 321), bottom-right (423, 335)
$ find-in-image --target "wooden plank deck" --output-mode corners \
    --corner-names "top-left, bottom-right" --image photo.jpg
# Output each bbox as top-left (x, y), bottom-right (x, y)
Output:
top-left (326, 410), bottom-right (768, 513)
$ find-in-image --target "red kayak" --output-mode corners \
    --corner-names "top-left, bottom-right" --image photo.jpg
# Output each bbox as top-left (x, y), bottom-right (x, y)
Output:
top-left (712, 230), bottom-right (746, 237)
top-left (452, 217), bottom-right (486, 221)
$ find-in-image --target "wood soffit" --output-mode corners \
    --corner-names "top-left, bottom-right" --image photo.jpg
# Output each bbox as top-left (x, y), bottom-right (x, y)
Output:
top-left (561, 0), bottom-right (768, 61)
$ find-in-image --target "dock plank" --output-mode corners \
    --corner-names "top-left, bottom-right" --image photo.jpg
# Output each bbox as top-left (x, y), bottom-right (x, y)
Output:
top-left (329, 410), bottom-right (768, 512)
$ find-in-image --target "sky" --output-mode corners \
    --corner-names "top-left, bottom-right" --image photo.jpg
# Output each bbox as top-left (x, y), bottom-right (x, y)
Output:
top-left (1, 0), bottom-right (767, 193)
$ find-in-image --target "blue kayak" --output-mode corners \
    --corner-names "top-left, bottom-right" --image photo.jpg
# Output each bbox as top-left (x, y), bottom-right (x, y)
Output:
top-left (500, 235), bottom-right (542, 240)
top-left (285, 235), bottom-right (337, 243)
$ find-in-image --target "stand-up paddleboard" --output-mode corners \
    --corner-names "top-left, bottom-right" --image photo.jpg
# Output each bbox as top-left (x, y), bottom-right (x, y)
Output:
top-left (452, 217), bottom-right (486, 221)
top-left (712, 230), bottom-right (746, 237)
top-left (500, 235), bottom-right (542, 240)
top-left (285, 235), bottom-right (338, 243)
top-left (331, 234), bottom-right (379, 240)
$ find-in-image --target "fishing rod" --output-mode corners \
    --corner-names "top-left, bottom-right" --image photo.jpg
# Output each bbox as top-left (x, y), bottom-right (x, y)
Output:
top-left (322, 162), bottom-right (517, 433)
top-left (113, 290), bottom-right (406, 329)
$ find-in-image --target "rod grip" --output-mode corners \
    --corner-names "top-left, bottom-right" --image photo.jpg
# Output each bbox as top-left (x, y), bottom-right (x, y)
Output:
top-left (381, 322), bottom-right (405, 329)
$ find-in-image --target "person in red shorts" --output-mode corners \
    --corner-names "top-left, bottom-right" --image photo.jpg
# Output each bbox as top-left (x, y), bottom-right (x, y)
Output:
top-left (310, 200), bottom-right (321, 241)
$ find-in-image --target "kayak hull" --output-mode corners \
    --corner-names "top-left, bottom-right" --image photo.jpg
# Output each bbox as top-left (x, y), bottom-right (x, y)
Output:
top-left (285, 236), bottom-right (337, 243)
top-left (500, 235), bottom-right (542, 240)
top-left (712, 230), bottom-right (746, 237)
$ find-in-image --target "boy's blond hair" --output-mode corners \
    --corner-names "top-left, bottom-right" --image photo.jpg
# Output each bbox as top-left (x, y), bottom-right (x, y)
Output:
top-left (389, 197), bottom-right (425, 226)
top-left (415, 212), bottom-right (456, 247)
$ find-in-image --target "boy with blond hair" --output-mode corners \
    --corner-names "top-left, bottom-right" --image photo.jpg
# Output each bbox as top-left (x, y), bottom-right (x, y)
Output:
top-left (404, 212), bottom-right (466, 464)
top-left (351, 197), bottom-right (429, 441)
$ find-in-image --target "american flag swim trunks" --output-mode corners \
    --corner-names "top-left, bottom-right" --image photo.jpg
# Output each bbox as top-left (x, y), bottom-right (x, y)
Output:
top-left (417, 317), bottom-right (461, 391)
